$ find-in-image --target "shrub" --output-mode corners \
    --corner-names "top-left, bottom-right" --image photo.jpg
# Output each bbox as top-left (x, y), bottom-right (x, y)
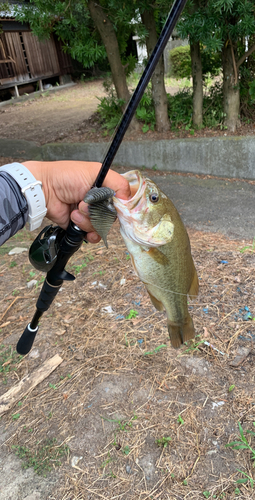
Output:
top-left (169, 45), bottom-right (191, 79)
top-left (97, 86), bottom-right (124, 134)
top-left (167, 87), bottom-right (193, 128)
top-left (201, 48), bottom-right (221, 79)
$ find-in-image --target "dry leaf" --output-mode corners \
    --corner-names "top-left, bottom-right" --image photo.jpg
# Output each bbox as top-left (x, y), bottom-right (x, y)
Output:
top-left (0, 321), bottom-right (10, 328)
top-left (203, 327), bottom-right (210, 338)
top-left (55, 329), bottom-right (66, 336)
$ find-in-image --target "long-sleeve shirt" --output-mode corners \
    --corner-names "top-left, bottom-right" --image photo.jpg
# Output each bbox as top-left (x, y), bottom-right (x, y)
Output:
top-left (0, 171), bottom-right (28, 246)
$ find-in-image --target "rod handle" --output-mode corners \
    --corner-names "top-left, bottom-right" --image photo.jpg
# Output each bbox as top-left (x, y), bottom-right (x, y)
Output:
top-left (16, 324), bottom-right (39, 355)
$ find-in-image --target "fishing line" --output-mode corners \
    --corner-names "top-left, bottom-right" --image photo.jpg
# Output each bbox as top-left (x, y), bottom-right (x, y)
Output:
top-left (131, 270), bottom-right (252, 301)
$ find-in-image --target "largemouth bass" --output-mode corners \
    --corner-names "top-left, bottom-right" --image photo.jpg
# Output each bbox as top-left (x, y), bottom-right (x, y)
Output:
top-left (113, 170), bottom-right (199, 348)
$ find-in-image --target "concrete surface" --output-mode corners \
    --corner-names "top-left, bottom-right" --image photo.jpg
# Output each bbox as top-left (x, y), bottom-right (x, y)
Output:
top-left (1, 136), bottom-right (255, 179)
top-left (39, 136), bottom-right (255, 180)
top-left (0, 137), bottom-right (254, 241)
top-left (147, 172), bottom-right (254, 241)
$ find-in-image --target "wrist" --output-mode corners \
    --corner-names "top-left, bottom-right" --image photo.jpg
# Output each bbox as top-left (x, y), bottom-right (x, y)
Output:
top-left (22, 161), bottom-right (50, 209)
top-left (0, 162), bottom-right (47, 231)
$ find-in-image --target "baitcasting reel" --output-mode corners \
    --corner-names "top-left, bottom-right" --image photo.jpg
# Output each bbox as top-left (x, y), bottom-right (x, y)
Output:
top-left (29, 225), bottom-right (66, 273)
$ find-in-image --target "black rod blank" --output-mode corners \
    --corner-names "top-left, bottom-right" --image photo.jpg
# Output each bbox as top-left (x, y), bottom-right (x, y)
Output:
top-left (94, 0), bottom-right (188, 188)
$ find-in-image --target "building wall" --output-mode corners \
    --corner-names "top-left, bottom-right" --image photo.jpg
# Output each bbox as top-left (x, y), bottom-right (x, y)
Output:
top-left (133, 33), bottom-right (189, 75)
top-left (0, 22), bottom-right (72, 89)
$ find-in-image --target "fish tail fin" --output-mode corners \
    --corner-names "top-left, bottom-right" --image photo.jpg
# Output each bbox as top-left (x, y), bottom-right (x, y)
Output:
top-left (167, 322), bottom-right (183, 349)
top-left (168, 314), bottom-right (196, 349)
top-left (182, 313), bottom-right (196, 344)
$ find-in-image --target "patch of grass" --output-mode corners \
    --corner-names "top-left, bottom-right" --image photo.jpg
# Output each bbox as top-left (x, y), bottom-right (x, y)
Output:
top-left (0, 245), bottom-right (13, 256)
top-left (239, 237), bottom-right (255, 254)
top-left (12, 438), bottom-right (69, 477)
top-left (101, 414), bottom-right (137, 433)
top-left (72, 262), bottom-right (87, 274)
top-left (0, 345), bottom-right (23, 384)
top-left (181, 335), bottom-right (205, 354)
top-left (226, 421), bottom-right (255, 488)
top-left (143, 344), bottom-right (167, 356)
top-left (155, 436), bottom-right (171, 448)
top-left (9, 260), bottom-right (17, 268)
top-left (177, 414), bottom-right (184, 425)
top-left (125, 309), bottom-right (138, 320)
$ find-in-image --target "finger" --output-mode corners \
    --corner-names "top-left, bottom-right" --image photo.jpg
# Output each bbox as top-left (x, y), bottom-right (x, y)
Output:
top-left (86, 232), bottom-right (101, 244)
top-left (71, 208), bottom-right (98, 235)
top-left (102, 170), bottom-right (131, 200)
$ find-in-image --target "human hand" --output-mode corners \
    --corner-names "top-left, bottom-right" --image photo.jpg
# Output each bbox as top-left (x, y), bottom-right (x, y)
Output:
top-left (23, 161), bottom-right (131, 243)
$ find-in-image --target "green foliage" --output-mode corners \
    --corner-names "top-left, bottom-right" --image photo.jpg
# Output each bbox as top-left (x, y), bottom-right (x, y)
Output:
top-left (143, 344), bottom-right (167, 356)
top-left (136, 89), bottom-right (156, 131)
top-left (12, 438), bottom-right (69, 476)
top-left (169, 43), bottom-right (220, 81)
top-left (0, 345), bottom-right (23, 384)
top-left (125, 309), bottom-right (138, 320)
top-left (169, 45), bottom-right (191, 79)
top-left (200, 47), bottom-right (221, 80)
top-left (155, 436), bottom-right (171, 448)
top-left (97, 86), bottom-right (124, 134)
top-left (226, 421), bottom-right (255, 487)
top-left (167, 87), bottom-right (193, 128)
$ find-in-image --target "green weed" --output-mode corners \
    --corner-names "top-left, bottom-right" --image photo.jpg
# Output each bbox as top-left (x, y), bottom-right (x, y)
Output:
top-left (226, 421), bottom-right (255, 488)
top-left (12, 438), bottom-right (69, 476)
top-left (73, 262), bottom-right (87, 274)
top-left (125, 309), bottom-right (138, 320)
top-left (101, 414), bottom-right (137, 433)
top-left (0, 345), bottom-right (23, 384)
top-left (155, 436), bottom-right (171, 448)
top-left (181, 335), bottom-right (205, 354)
top-left (0, 245), bottom-right (13, 256)
top-left (9, 261), bottom-right (17, 268)
top-left (143, 344), bottom-right (167, 356)
top-left (177, 415), bottom-right (184, 425)
top-left (239, 237), bottom-right (255, 254)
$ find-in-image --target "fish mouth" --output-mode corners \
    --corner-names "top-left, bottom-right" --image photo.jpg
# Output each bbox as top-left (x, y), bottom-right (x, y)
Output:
top-left (113, 170), bottom-right (145, 213)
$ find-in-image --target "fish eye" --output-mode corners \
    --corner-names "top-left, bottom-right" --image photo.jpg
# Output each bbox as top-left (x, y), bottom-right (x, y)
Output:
top-left (149, 193), bottom-right (159, 203)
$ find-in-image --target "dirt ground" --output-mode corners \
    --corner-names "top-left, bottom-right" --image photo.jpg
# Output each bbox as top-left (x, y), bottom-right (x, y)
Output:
top-left (0, 79), bottom-right (255, 146)
top-left (0, 174), bottom-right (255, 499)
top-left (0, 81), bottom-right (255, 500)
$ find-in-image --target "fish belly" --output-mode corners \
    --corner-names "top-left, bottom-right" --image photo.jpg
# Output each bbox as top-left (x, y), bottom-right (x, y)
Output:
top-left (121, 232), bottom-right (195, 348)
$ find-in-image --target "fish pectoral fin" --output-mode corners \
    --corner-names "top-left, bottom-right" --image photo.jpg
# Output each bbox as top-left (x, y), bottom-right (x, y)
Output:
top-left (147, 290), bottom-right (164, 311)
top-left (168, 314), bottom-right (195, 349)
top-left (147, 247), bottom-right (169, 265)
top-left (188, 266), bottom-right (199, 299)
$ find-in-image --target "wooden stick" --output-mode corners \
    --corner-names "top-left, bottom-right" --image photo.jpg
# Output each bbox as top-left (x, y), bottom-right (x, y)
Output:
top-left (0, 354), bottom-right (63, 416)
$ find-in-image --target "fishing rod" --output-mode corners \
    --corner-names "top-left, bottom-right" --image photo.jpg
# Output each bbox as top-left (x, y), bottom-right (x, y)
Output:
top-left (16, 0), bottom-right (188, 355)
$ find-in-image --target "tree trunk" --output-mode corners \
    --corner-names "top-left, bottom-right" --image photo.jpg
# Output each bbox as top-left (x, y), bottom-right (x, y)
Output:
top-left (190, 41), bottom-right (203, 127)
top-left (141, 10), bottom-right (170, 132)
top-left (222, 41), bottom-right (240, 132)
top-left (87, 0), bottom-right (139, 131)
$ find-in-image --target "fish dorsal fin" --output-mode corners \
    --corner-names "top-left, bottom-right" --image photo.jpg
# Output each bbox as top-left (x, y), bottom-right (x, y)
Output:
top-left (188, 265), bottom-right (199, 299)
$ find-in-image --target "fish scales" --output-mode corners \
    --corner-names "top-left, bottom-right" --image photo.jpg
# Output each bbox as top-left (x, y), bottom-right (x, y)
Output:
top-left (113, 170), bottom-right (199, 348)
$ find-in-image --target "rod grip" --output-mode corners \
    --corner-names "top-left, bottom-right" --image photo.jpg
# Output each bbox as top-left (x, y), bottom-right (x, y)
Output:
top-left (16, 324), bottom-right (39, 355)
